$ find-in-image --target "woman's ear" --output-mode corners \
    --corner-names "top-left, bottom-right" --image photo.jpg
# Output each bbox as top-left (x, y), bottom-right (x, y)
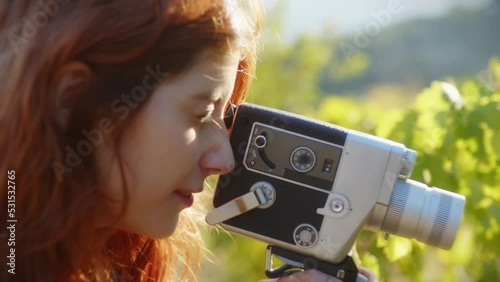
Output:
top-left (53, 61), bottom-right (92, 129)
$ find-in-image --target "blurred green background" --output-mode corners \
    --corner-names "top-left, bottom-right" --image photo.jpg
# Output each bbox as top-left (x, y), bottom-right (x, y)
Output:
top-left (199, 1), bottom-right (500, 281)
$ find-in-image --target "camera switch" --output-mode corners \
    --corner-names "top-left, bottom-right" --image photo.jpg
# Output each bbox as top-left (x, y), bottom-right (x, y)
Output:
top-left (322, 158), bottom-right (334, 173)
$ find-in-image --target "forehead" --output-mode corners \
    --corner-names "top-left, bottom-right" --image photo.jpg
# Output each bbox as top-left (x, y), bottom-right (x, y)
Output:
top-left (153, 50), bottom-right (240, 100)
top-left (175, 50), bottom-right (238, 84)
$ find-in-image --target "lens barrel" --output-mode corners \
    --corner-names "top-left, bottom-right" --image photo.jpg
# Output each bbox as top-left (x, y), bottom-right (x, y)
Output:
top-left (380, 179), bottom-right (465, 250)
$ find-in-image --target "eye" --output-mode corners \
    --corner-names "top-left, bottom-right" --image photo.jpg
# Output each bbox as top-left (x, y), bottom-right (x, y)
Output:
top-left (197, 102), bottom-right (216, 123)
top-left (198, 111), bottom-right (214, 122)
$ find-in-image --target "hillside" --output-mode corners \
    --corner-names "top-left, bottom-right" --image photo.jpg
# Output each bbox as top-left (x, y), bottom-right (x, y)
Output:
top-left (320, 1), bottom-right (500, 95)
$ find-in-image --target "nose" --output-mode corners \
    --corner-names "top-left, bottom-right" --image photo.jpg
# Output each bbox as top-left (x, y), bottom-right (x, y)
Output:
top-left (199, 120), bottom-right (235, 175)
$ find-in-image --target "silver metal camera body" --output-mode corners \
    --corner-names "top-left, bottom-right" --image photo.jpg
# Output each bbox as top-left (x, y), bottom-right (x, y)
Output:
top-left (207, 103), bottom-right (465, 266)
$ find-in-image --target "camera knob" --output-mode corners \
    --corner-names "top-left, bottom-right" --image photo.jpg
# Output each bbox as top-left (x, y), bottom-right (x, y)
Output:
top-left (254, 134), bottom-right (267, 148)
top-left (250, 182), bottom-right (275, 209)
top-left (293, 224), bottom-right (318, 248)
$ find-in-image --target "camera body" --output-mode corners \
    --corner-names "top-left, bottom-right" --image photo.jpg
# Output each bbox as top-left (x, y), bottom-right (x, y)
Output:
top-left (208, 103), bottom-right (465, 265)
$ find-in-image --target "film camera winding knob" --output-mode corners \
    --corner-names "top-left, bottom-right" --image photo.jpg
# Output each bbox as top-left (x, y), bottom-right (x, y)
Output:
top-left (255, 134), bottom-right (267, 148)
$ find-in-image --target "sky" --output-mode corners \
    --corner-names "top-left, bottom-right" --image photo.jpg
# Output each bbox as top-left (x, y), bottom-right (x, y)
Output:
top-left (263, 0), bottom-right (493, 42)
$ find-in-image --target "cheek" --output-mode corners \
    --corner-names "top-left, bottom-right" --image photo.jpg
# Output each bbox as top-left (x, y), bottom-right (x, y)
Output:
top-left (121, 122), bottom-right (199, 194)
top-left (158, 127), bottom-right (199, 175)
top-left (184, 127), bottom-right (197, 145)
top-left (94, 106), bottom-right (202, 225)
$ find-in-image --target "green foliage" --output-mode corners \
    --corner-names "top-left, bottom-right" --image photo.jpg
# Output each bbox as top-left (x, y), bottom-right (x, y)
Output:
top-left (199, 231), bottom-right (268, 282)
top-left (328, 52), bottom-right (370, 82)
top-left (245, 33), bottom-right (335, 114)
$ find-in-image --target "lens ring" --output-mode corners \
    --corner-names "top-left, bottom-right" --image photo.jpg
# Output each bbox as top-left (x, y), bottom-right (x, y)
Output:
top-left (290, 146), bottom-right (316, 173)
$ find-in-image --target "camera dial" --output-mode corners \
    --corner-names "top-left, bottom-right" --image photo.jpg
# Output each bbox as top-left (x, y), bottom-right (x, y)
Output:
top-left (254, 134), bottom-right (267, 148)
top-left (293, 224), bottom-right (318, 247)
top-left (290, 146), bottom-right (316, 173)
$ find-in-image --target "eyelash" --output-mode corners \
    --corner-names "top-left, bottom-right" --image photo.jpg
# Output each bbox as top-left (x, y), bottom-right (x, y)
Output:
top-left (195, 97), bottom-right (228, 124)
top-left (198, 111), bottom-right (214, 123)
top-left (198, 101), bottom-right (218, 123)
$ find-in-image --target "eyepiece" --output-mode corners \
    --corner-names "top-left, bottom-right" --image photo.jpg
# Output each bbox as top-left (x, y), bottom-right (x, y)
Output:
top-left (381, 179), bottom-right (465, 250)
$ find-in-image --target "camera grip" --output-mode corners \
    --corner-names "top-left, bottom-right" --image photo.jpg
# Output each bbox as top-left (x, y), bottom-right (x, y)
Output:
top-left (266, 246), bottom-right (363, 282)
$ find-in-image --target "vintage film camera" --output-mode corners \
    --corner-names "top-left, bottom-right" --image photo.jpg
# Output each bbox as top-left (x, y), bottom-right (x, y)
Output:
top-left (206, 103), bottom-right (465, 281)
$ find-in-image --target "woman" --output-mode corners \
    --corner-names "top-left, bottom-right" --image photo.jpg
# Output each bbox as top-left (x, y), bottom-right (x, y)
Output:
top-left (0, 0), bottom-right (375, 281)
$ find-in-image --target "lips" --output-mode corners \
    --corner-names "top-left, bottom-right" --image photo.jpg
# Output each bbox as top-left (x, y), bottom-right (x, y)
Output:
top-left (175, 188), bottom-right (203, 197)
top-left (174, 188), bottom-right (202, 208)
top-left (175, 190), bottom-right (193, 197)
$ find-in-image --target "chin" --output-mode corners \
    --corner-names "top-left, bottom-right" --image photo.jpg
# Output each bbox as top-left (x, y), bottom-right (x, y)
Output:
top-left (142, 217), bottom-right (179, 240)
top-left (118, 210), bottom-right (181, 239)
top-left (146, 229), bottom-right (175, 240)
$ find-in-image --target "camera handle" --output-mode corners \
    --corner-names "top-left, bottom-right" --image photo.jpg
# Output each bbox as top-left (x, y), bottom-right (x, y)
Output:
top-left (265, 245), bottom-right (368, 282)
top-left (206, 182), bottom-right (275, 225)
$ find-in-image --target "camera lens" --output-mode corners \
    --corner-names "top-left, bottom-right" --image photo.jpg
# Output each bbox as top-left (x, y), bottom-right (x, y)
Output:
top-left (380, 179), bottom-right (465, 250)
top-left (290, 147), bottom-right (316, 173)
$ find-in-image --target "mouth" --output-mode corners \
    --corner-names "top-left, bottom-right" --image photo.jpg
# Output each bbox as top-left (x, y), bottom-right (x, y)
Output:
top-left (175, 190), bottom-right (193, 197)
top-left (174, 188), bottom-right (202, 208)
top-left (175, 188), bottom-right (202, 197)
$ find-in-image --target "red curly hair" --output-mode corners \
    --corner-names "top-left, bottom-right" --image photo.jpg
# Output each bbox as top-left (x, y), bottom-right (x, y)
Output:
top-left (0, 0), bottom-right (261, 281)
